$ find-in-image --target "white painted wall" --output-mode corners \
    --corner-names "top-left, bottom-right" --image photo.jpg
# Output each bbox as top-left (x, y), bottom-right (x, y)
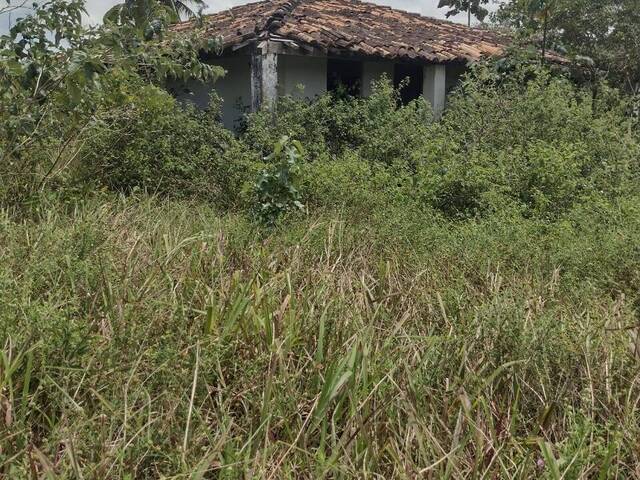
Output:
top-left (170, 53), bottom-right (469, 130)
top-left (278, 55), bottom-right (328, 100)
top-left (170, 55), bottom-right (251, 130)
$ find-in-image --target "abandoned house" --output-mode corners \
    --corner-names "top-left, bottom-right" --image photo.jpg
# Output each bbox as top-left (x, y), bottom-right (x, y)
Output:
top-left (170, 0), bottom-right (509, 129)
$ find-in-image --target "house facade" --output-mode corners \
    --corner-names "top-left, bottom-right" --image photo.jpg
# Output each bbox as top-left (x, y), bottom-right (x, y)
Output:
top-left (170, 0), bottom-right (508, 129)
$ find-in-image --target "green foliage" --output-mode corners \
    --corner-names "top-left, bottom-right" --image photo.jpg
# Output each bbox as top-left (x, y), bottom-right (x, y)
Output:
top-left (244, 66), bottom-right (639, 222)
top-left (243, 78), bottom-right (434, 166)
top-left (437, 0), bottom-right (490, 24)
top-left (79, 77), bottom-right (254, 206)
top-left (1, 195), bottom-right (639, 477)
top-left (241, 67), bottom-right (639, 223)
top-left (414, 64), bottom-right (640, 219)
top-left (0, 0), bottom-right (222, 207)
top-left (300, 151), bottom-right (414, 212)
top-left (241, 94), bottom-right (335, 159)
top-left (495, 0), bottom-right (640, 93)
top-left (254, 136), bottom-right (305, 224)
top-left (104, 0), bottom-right (206, 39)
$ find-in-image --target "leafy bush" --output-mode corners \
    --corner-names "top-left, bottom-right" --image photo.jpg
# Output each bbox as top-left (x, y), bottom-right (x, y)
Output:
top-left (300, 151), bottom-right (414, 212)
top-left (242, 78), bottom-right (434, 165)
top-left (411, 65), bottom-right (640, 219)
top-left (254, 136), bottom-right (305, 224)
top-left (79, 75), bottom-right (257, 207)
top-left (241, 94), bottom-right (335, 159)
top-left (0, 0), bottom-right (222, 208)
top-left (243, 66), bottom-right (639, 221)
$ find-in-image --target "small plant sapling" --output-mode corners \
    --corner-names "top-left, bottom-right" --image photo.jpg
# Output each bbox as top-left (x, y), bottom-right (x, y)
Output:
top-left (254, 136), bottom-right (305, 224)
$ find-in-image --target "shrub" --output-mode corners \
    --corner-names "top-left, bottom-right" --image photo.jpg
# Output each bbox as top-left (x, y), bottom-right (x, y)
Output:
top-left (79, 75), bottom-right (258, 207)
top-left (242, 78), bottom-right (434, 165)
top-left (254, 136), bottom-right (305, 224)
top-left (0, 0), bottom-right (223, 210)
top-left (241, 93), bottom-right (334, 159)
top-left (300, 151), bottom-right (414, 212)
top-left (412, 65), bottom-right (640, 219)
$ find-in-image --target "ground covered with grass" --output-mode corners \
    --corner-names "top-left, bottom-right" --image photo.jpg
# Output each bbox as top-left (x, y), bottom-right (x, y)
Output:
top-left (1, 190), bottom-right (639, 478)
top-left (2, 14), bottom-right (640, 474)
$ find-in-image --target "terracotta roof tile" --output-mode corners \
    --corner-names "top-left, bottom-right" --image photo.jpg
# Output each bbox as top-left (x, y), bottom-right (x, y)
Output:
top-left (172, 0), bottom-right (509, 63)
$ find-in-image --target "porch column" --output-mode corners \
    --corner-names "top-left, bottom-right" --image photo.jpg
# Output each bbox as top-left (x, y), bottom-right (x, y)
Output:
top-left (423, 64), bottom-right (446, 119)
top-left (250, 42), bottom-right (279, 111)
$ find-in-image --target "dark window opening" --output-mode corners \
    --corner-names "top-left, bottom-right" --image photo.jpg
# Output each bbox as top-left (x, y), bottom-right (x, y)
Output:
top-left (394, 64), bottom-right (423, 104)
top-left (327, 59), bottom-right (363, 98)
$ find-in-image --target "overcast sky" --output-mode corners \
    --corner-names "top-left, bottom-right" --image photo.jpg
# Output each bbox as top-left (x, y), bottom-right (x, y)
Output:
top-left (2, 0), bottom-right (501, 32)
top-left (83, 0), bottom-right (499, 25)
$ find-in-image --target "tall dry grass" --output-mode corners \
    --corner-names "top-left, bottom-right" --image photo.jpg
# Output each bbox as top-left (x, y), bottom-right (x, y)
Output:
top-left (1, 195), bottom-right (639, 478)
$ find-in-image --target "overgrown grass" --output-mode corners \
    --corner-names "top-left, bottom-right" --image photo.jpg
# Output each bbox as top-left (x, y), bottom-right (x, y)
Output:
top-left (1, 194), bottom-right (639, 478)
top-left (2, 5), bottom-right (640, 476)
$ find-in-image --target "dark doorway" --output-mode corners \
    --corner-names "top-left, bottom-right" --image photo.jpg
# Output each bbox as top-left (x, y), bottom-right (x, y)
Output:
top-left (394, 63), bottom-right (423, 104)
top-left (327, 59), bottom-right (363, 97)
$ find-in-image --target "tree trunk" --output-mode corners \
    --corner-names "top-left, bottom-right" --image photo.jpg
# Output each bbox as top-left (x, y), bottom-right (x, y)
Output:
top-left (541, 10), bottom-right (548, 65)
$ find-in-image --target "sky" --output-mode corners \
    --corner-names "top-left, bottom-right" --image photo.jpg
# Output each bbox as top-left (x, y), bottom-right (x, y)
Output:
top-left (83, 0), bottom-right (496, 25)
top-left (1, 0), bottom-right (501, 33)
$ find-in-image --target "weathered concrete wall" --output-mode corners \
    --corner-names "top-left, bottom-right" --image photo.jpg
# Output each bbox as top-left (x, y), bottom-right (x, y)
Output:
top-left (278, 55), bottom-right (328, 100)
top-left (362, 61), bottom-right (395, 97)
top-left (170, 55), bottom-right (251, 130)
top-left (250, 46), bottom-right (279, 111)
top-left (171, 53), bottom-right (469, 130)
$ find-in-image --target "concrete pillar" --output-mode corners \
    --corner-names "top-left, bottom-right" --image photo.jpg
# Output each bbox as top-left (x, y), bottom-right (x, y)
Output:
top-left (423, 64), bottom-right (446, 119)
top-left (261, 51), bottom-right (278, 108)
top-left (250, 53), bottom-right (262, 112)
top-left (250, 42), bottom-right (279, 111)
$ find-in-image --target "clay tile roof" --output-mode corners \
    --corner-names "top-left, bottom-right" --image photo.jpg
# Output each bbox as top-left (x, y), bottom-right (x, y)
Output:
top-left (172, 0), bottom-right (509, 63)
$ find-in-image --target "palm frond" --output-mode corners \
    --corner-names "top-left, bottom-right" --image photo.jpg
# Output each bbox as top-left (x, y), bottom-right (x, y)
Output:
top-left (103, 4), bottom-right (132, 25)
top-left (169, 0), bottom-right (207, 19)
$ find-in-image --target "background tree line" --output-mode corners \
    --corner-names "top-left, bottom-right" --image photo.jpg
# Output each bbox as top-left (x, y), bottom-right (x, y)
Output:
top-left (441, 0), bottom-right (639, 94)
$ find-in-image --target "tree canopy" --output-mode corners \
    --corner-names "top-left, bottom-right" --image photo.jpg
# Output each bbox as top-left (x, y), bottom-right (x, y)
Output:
top-left (104, 0), bottom-right (206, 38)
top-left (437, 0), bottom-right (490, 25)
top-left (495, 0), bottom-right (640, 93)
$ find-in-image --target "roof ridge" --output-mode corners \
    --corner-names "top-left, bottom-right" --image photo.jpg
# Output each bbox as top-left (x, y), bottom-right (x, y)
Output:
top-left (264, 0), bottom-right (305, 33)
top-left (172, 0), bottom-right (510, 63)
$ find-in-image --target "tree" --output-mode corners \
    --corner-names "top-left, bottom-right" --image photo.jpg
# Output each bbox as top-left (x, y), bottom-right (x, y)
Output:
top-left (437, 0), bottom-right (490, 26)
top-left (104, 0), bottom-right (206, 37)
top-left (0, 0), bottom-right (221, 197)
top-left (495, 0), bottom-right (640, 93)
top-left (526, 0), bottom-right (557, 64)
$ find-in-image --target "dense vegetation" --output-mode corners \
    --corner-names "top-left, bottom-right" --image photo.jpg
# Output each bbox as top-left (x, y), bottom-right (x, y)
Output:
top-left (438, 0), bottom-right (640, 94)
top-left (1, 1), bottom-right (640, 478)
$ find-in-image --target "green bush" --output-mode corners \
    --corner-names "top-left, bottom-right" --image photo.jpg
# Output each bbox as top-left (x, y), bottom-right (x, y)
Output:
top-left (79, 75), bottom-right (258, 207)
top-left (411, 65), bottom-right (640, 219)
top-left (242, 78), bottom-right (434, 165)
top-left (253, 136), bottom-right (305, 224)
top-left (242, 66), bottom-right (639, 221)
top-left (300, 151), bottom-right (414, 212)
top-left (241, 93), bottom-right (334, 159)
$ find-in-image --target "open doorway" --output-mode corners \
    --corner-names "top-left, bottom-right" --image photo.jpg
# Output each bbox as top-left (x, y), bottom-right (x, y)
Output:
top-left (394, 63), bottom-right (423, 104)
top-left (327, 58), bottom-right (363, 97)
